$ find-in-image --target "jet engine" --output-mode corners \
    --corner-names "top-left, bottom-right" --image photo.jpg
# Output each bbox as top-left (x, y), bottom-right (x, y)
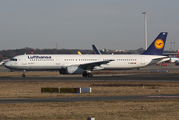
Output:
top-left (59, 66), bottom-right (84, 74)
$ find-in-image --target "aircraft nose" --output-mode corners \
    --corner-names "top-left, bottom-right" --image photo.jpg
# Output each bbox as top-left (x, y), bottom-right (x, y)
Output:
top-left (4, 62), bottom-right (11, 68)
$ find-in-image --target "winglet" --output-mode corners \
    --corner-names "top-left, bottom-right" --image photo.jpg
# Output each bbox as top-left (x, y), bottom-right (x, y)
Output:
top-left (142, 32), bottom-right (168, 55)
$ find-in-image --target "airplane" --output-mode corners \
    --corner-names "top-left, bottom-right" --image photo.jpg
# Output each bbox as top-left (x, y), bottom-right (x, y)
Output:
top-left (5, 32), bottom-right (168, 77)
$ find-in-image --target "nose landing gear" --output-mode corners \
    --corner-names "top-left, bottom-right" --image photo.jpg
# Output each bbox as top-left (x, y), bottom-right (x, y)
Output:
top-left (22, 70), bottom-right (26, 77)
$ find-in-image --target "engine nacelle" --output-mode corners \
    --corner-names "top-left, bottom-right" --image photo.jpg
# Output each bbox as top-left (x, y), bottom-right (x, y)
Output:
top-left (59, 66), bottom-right (84, 74)
top-left (59, 69), bottom-right (68, 74)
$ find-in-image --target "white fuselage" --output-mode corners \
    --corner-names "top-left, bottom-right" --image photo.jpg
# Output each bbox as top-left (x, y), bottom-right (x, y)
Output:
top-left (170, 57), bottom-right (179, 63)
top-left (5, 54), bottom-right (167, 71)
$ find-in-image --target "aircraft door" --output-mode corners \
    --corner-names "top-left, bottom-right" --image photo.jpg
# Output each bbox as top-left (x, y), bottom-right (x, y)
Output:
top-left (56, 57), bottom-right (60, 65)
top-left (22, 56), bottom-right (27, 65)
top-left (140, 56), bottom-right (145, 65)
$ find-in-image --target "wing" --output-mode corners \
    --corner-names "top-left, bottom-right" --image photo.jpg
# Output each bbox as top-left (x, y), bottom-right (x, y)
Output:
top-left (73, 60), bottom-right (114, 70)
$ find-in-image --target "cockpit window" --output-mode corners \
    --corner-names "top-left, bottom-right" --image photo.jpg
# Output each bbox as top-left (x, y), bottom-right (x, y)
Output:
top-left (10, 58), bottom-right (17, 61)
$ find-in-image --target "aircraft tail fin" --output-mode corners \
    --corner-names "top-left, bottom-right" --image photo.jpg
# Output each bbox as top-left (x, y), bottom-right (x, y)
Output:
top-left (142, 32), bottom-right (168, 55)
top-left (78, 51), bottom-right (82, 55)
top-left (30, 50), bottom-right (33, 54)
top-left (92, 45), bottom-right (101, 54)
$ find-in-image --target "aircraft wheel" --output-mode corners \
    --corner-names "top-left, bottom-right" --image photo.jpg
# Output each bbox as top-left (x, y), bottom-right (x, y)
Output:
top-left (82, 72), bottom-right (88, 77)
top-left (22, 74), bottom-right (25, 77)
top-left (87, 73), bottom-right (93, 77)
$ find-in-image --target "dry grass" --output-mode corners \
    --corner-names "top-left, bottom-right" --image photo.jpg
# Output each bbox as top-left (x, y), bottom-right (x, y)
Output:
top-left (0, 99), bottom-right (179, 120)
top-left (0, 81), bottom-right (179, 98)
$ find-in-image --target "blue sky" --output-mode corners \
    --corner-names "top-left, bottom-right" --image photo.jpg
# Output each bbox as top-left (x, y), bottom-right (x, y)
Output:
top-left (0, 0), bottom-right (179, 51)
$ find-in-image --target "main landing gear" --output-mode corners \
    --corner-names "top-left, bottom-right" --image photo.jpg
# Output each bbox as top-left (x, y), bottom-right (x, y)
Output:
top-left (82, 71), bottom-right (93, 77)
top-left (22, 70), bottom-right (26, 77)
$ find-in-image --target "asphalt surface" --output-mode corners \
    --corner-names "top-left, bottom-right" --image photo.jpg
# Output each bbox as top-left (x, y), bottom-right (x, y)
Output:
top-left (0, 95), bottom-right (179, 104)
top-left (1, 73), bottom-right (179, 81)
top-left (0, 63), bottom-right (179, 103)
